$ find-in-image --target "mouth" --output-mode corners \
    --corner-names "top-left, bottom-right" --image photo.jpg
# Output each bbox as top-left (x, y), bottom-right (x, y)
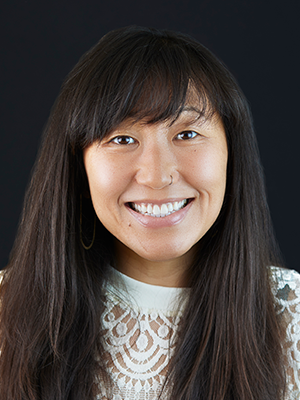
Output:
top-left (127, 199), bottom-right (192, 218)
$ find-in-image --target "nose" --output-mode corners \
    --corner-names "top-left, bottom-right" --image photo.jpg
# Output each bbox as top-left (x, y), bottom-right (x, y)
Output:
top-left (135, 141), bottom-right (176, 189)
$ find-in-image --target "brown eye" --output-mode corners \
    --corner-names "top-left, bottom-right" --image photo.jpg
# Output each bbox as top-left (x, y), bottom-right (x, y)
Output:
top-left (176, 131), bottom-right (198, 140)
top-left (111, 136), bottom-right (135, 145)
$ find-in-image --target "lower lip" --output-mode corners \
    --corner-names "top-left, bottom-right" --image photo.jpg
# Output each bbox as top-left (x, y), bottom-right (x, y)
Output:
top-left (125, 200), bottom-right (194, 228)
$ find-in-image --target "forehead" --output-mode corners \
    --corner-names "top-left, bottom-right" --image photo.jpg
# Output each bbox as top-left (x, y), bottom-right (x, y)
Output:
top-left (115, 104), bottom-right (217, 131)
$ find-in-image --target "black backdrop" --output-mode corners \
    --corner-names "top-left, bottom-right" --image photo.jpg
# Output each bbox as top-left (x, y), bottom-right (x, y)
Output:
top-left (1, 0), bottom-right (299, 271)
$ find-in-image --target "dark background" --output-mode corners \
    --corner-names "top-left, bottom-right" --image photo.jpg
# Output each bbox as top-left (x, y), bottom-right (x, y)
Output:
top-left (0, 1), bottom-right (299, 271)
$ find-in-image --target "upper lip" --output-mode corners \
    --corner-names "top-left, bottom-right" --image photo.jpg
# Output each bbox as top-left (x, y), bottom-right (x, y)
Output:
top-left (126, 198), bottom-right (193, 206)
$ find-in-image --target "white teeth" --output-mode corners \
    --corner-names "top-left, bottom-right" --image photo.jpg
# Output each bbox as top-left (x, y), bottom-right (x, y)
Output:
top-left (153, 205), bottom-right (160, 215)
top-left (161, 204), bottom-right (168, 214)
top-left (167, 203), bottom-right (173, 212)
top-left (132, 199), bottom-right (188, 217)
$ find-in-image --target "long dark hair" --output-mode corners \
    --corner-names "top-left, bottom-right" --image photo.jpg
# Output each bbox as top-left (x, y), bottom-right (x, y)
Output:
top-left (0, 26), bottom-right (286, 399)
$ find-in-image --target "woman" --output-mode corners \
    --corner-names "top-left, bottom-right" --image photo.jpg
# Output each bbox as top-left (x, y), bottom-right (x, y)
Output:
top-left (0, 26), bottom-right (299, 400)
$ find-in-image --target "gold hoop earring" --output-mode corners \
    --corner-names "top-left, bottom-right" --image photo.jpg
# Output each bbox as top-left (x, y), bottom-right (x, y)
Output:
top-left (80, 194), bottom-right (96, 250)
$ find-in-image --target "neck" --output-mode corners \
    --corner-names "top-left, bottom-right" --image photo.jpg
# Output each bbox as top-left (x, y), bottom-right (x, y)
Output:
top-left (114, 240), bottom-right (194, 287)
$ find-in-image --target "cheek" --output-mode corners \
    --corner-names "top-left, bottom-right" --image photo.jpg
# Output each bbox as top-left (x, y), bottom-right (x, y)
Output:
top-left (85, 157), bottom-right (127, 202)
top-left (187, 148), bottom-right (227, 194)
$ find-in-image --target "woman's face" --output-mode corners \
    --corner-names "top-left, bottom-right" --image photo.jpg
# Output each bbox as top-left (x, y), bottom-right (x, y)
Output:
top-left (83, 108), bottom-right (227, 273)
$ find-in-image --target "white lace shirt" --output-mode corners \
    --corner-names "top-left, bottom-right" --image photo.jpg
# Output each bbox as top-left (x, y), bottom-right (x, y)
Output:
top-left (97, 267), bottom-right (300, 400)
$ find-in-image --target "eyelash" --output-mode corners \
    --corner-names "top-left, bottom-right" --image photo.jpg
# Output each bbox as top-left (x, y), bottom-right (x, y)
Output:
top-left (176, 131), bottom-right (198, 140)
top-left (110, 136), bottom-right (136, 145)
top-left (110, 131), bottom-right (199, 145)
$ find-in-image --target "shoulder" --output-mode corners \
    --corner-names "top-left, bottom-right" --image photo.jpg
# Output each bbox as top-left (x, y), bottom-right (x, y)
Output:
top-left (271, 266), bottom-right (300, 290)
top-left (270, 266), bottom-right (300, 341)
top-left (270, 266), bottom-right (300, 338)
top-left (270, 266), bottom-right (300, 327)
top-left (270, 266), bottom-right (300, 398)
top-left (271, 266), bottom-right (300, 311)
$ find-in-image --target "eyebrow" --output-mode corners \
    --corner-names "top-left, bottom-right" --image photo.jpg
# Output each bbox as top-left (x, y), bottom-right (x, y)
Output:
top-left (171, 106), bottom-right (208, 126)
top-left (181, 106), bottom-right (204, 114)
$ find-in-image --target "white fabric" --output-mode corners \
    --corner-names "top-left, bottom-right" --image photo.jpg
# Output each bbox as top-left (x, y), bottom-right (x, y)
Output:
top-left (98, 269), bottom-right (188, 399)
top-left (271, 267), bottom-right (300, 399)
top-left (97, 267), bottom-right (300, 400)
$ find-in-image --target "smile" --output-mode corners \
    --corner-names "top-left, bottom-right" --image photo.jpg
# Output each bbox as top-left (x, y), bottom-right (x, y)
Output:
top-left (129, 199), bottom-right (190, 217)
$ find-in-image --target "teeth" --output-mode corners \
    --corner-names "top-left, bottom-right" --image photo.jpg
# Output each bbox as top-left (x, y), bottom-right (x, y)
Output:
top-left (161, 204), bottom-right (168, 214)
top-left (167, 203), bottom-right (173, 212)
top-left (153, 205), bottom-right (160, 215)
top-left (132, 199), bottom-right (188, 217)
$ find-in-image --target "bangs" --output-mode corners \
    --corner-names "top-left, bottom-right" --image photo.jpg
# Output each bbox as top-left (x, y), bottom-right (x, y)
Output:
top-left (109, 43), bottom-right (214, 125)
top-left (66, 27), bottom-right (228, 149)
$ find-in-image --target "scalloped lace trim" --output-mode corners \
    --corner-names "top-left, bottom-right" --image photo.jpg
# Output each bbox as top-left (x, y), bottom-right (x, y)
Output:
top-left (95, 267), bottom-right (300, 399)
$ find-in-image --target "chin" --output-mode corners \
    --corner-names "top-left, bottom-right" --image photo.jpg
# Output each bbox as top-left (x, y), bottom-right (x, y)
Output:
top-left (136, 244), bottom-right (195, 263)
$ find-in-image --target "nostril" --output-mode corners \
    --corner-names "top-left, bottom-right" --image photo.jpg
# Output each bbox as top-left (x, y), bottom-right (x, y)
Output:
top-left (135, 172), bottom-right (176, 190)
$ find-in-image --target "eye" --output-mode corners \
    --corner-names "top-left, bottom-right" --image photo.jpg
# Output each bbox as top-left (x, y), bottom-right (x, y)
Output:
top-left (176, 131), bottom-right (198, 140)
top-left (110, 136), bottom-right (135, 145)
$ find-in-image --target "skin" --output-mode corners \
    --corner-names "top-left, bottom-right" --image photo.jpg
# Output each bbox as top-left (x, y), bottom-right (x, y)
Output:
top-left (83, 108), bottom-right (228, 287)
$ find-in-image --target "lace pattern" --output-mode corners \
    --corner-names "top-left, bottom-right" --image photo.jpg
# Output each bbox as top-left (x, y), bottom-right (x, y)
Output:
top-left (100, 297), bottom-right (177, 399)
top-left (97, 271), bottom-right (186, 400)
top-left (96, 267), bottom-right (300, 400)
top-left (272, 267), bottom-right (300, 399)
